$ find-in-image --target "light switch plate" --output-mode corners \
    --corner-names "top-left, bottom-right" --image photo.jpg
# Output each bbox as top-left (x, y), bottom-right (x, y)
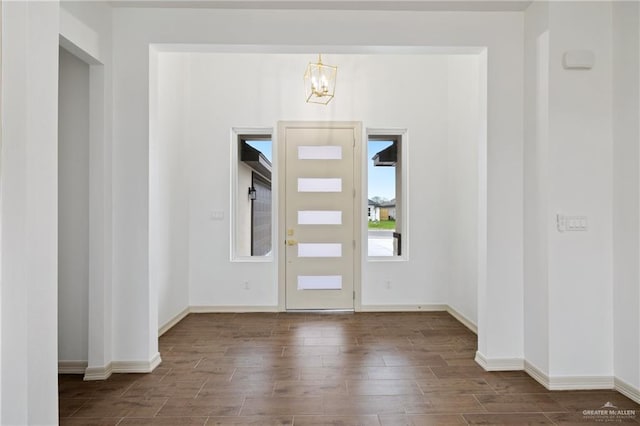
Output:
top-left (557, 213), bottom-right (588, 232)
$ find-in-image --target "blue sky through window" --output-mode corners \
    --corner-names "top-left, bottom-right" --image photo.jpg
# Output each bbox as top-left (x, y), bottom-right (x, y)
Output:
top-left (368, 141), bottom-right (396, 201)
top-left (246, 140), bottom-right (272, 162)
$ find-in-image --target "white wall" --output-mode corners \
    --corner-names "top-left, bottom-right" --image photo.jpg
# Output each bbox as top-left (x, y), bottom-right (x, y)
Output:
top-left (180, 53), bottom-right (454, 307)
top-left (1, 6), bottom-right (3, 415)
top-left (522, 1), bottom-right (615, 382)
top-left (151, 52), bottom-right (190, 329)
top-left (523, 0), bottom-right (550, 375)
top-left (59, 0), bottom-right (114, 377)
top-left (612, 1), bottom-right (640, 393)
top-left (446, 55), bottom-right (481, 325)
top-left (58, 46), bottom-right (90, 364)
top-left (358, 53), bottom-right (450, 306)
top-left (156, 51), bottom-right (483, 315)
top-left (1, 1), bottom-right (60, 423)
top-left (114, 7), bottom-right (524, 363)
top-left (546, 1), bottom-right (614, 379)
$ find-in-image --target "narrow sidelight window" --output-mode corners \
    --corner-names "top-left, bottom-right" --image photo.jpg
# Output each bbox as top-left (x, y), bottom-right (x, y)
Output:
top-left (235, 134), bottom-right (273, 258)
top-left (368, 134), bottom-right (403, 258)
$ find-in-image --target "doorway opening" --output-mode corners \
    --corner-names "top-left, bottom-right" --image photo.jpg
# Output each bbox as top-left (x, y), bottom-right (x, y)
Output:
top-left (58, 46), bottom-right (90, 375)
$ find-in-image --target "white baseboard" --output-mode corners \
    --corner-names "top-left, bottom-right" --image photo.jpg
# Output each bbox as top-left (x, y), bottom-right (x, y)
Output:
top-left (524, 360), bottom-right (549, 388)
top-left (58, 361), bottom-right (88, 375)
top-left (159, 304), bottom-right (466, 341)
top-left (112, 352), bottom-right (162, 374)
top-left (615, 377), bottom-right (640, 404)
top-left (548, 375), bottom-right (614, 390)
top-left (475, 351), bottom-right (524, 371)
top-left (360, 304), bottom-right (448, 312)
top-left (446, 306), bottom-right (477, 334)
top-left (157, 306), bottom-right (280, 341)
top-left (360, 304), bottom-right (477, 334)
top-left (189, 305), bottom-right (279, 313)
top-left (159, 307), bottom-right (190, 336)
top-left (84, 363), bottom-right (113, 381)
top-left (524, 361), bottom-right (614, 390)
top-left (84, 353), bottom-right (162, 381)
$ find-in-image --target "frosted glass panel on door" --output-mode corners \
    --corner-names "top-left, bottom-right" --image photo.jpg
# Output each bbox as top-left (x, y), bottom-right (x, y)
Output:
top-left (298, 210), bottom-right (342, 225)
top-left (297, 275), bottom-right (343, 290)
top-left (298, 146), bottom-right (343, 160)
top-left (298, 243), bottom-right (342, 257)
top-left (297, 178), bottom-right (342, 193)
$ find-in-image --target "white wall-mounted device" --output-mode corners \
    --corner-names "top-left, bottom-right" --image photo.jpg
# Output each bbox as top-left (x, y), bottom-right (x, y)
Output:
top-left (562, 50), bottom-right (595, 70)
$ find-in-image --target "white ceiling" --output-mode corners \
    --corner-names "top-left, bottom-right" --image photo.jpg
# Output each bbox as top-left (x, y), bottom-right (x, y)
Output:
top-left (108, 0), bottom-right (534, 12)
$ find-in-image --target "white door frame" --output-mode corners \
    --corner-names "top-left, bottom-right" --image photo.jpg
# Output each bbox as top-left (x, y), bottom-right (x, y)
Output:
top-left (277, 121), bottom-right (362, 311)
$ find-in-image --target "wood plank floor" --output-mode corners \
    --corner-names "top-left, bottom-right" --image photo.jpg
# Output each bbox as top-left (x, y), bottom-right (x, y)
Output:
top-left (59, 312), bottom-right (640, 425)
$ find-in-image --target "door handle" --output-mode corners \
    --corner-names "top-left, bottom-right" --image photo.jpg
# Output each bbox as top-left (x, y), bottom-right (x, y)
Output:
top-left (286, 239), bottom-right (298, 246)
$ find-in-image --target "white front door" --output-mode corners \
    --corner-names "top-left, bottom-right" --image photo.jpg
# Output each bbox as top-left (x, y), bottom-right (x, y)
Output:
top-left (279, 122), bottom-right (361, 310)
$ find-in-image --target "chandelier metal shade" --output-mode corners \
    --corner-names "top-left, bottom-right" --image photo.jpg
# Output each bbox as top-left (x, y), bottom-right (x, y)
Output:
top-left (303, 54), bottom-right (337, 105)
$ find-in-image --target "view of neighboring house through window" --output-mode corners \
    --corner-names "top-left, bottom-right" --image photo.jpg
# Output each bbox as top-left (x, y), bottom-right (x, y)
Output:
top-left (237, 136), bottom-right (272, 257)
top-left (368, 135), bottom-right (402, 257)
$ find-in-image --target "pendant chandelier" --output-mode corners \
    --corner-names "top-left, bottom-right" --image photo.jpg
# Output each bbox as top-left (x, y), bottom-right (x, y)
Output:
top-left (303, 54), bottom-right (337, 105)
